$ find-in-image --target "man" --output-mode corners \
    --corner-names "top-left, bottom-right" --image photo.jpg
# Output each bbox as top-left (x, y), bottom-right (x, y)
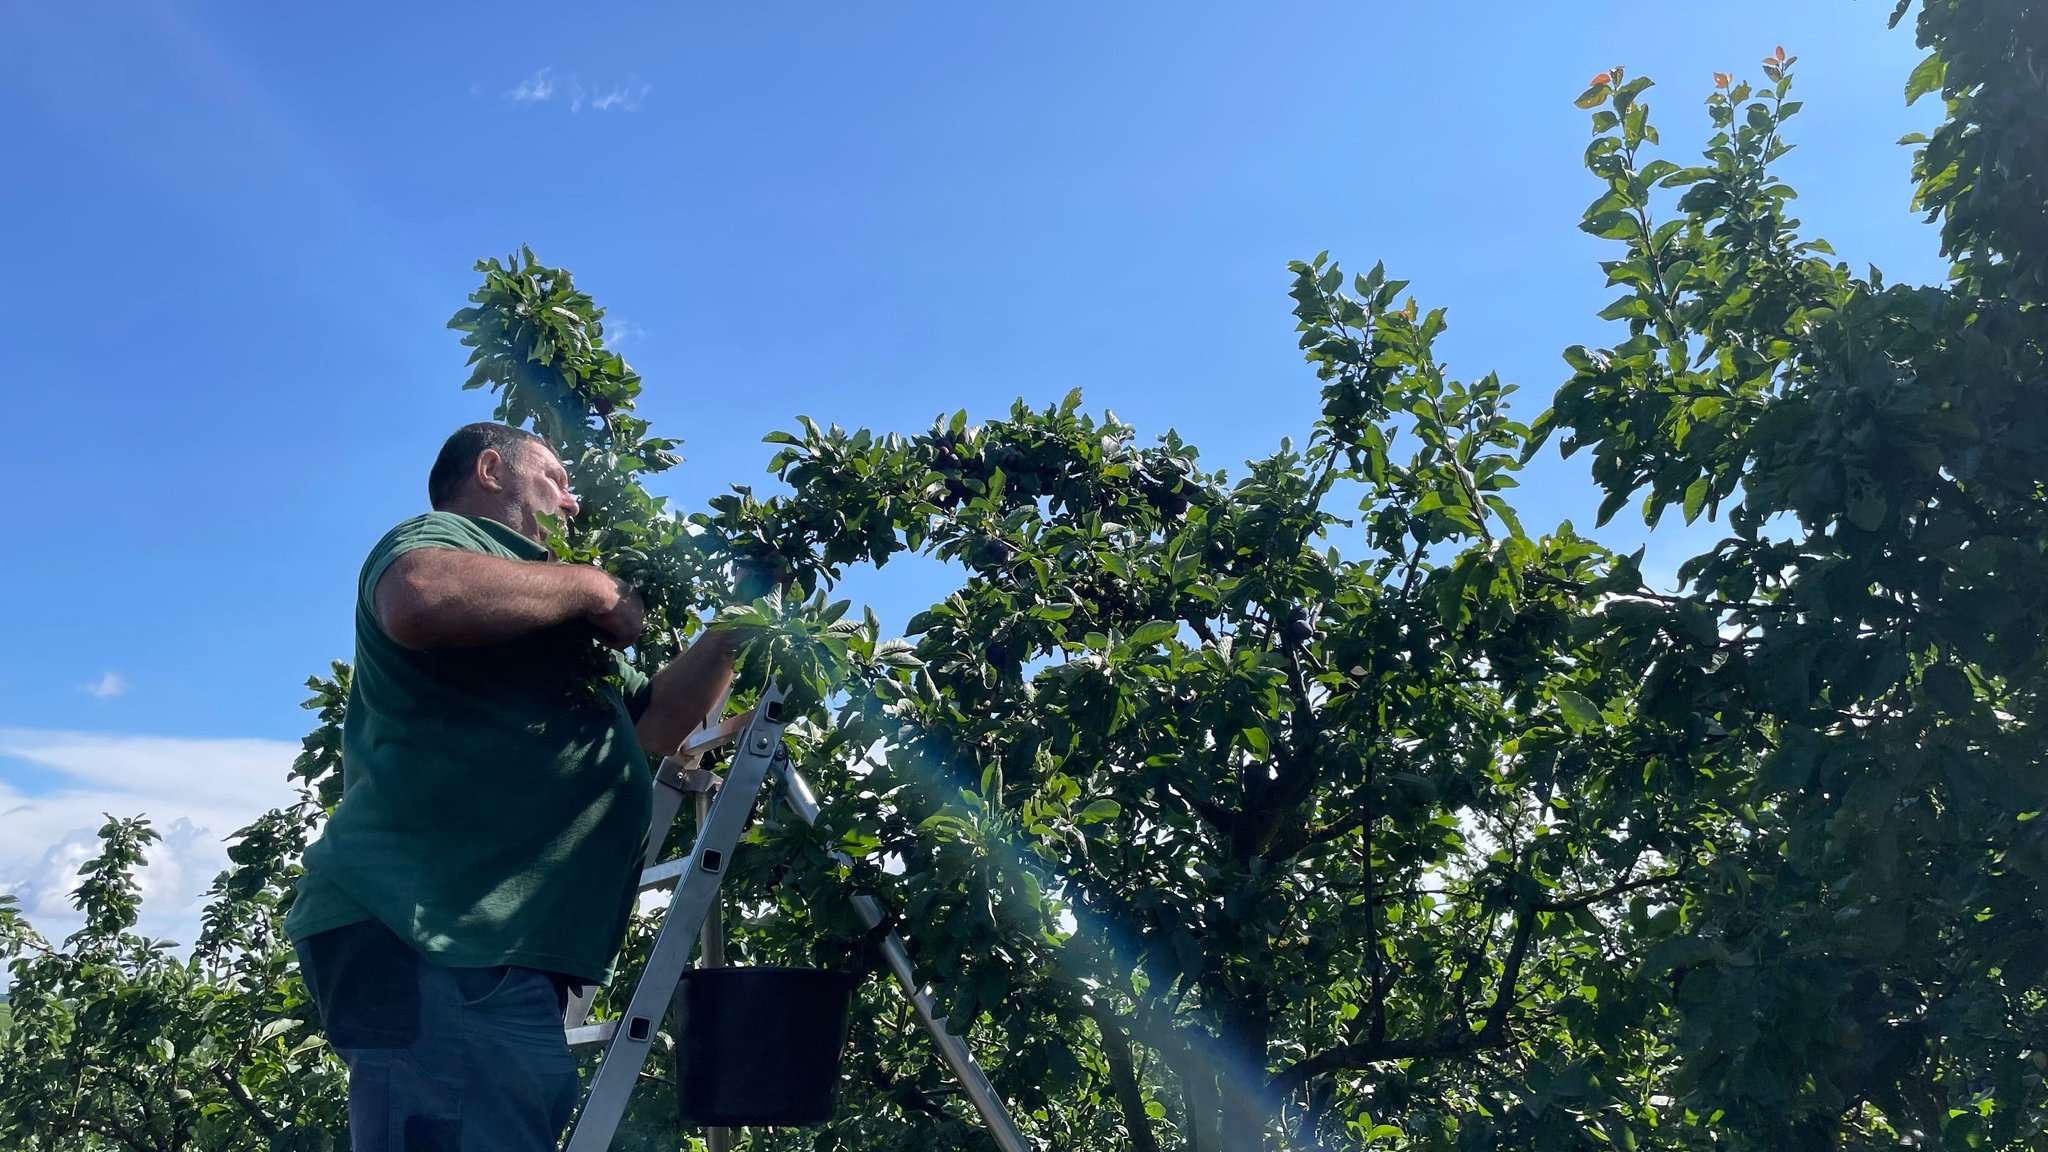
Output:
top-left (286, 422), bottom-right (737, 1151)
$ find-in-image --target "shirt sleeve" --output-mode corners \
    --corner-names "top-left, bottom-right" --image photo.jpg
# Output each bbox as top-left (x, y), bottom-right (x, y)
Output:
top-left (614, 652), bottom-right (654, 723)
top-left (358, 512), bottom-right (492, 610)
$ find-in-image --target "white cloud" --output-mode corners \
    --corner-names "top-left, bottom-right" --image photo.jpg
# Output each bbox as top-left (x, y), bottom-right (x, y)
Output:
top-left (604, 317), bottom-right (639, 348)
top-left (590, 84), bottom-right (649, 113)
top-left (505, 67), bottom-right (558, 105)
top-left (79, 671), bottom-right (128, 699)
top-left (0, 729), bottom-right (301, 958)
top-left (501, 68), bottom-right (649, 113)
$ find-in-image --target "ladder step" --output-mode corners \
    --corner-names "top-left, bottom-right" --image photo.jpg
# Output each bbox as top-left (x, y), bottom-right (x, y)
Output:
top-left (681, 706), bottom-right (757, 757)
top-left (638, 857), bottom-right (687, 891)
top-left (566, 1020), bottom-right (619, 1048)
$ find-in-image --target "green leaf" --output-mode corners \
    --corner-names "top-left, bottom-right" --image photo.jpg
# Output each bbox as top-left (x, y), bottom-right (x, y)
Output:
top-left (1557, 690), bottom-right (1602, 732)
top-left (875, 639), bottom-right (924, 669)
top-left (1643, 935), bottom-right (1716, 975)
top-left (1077, 799), bottom-right (1122, 825)
top-left (1904, 51), bottom-right (1946, 103)
top-left (1637, 158), bottom-right (1680, 184)
top-left (1921, 663), bottom-right (1974, 714)
top-left (256, 1018), bottom-right (301, 1044)
top-left (1846, 482), bottom-right (1888, 531)
top-left (287, 1034), bottom-right (328, 1058)
top-left (1581, 212), bottom-right (1642, 240)
top-left (1598, 295), bottom-right (1654, 322)
top-left (1125, 620), bottom-right (1177, 648)
top-left (1682, 476), bottom-right (1710, 523)
top-left (1596, 489), bottom-right (1630, 527)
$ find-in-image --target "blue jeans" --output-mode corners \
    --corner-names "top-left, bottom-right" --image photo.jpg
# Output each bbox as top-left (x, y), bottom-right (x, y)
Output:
top-left (296, 920), bottom-right (581, 1152)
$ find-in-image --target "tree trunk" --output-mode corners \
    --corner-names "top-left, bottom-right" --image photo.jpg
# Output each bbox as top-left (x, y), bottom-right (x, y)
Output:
top-left (1180, 1057), bottom-right (1222, 1152)
top-left (1084, 1002), bottom-right (1162, 1152)
top-left (1170, 990), bottom-right (1273, 1152)
top-left (1216, 1001), bottom-right (1273, 1152)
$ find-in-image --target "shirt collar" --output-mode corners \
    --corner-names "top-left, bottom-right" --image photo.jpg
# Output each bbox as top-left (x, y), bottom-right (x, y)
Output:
top-left (464, 515), bottom-right (551, 560)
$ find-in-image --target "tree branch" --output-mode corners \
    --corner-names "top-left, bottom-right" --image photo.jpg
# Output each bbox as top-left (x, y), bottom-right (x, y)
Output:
top-left (1160, 779), bottom-right (1232, 833)
top-left (1268, 1028), bottom-right (1515, 1097)
top-left (1480, 903), bottom-right (1539, 1043)
top-left (1531, 871), bottom-right (1677, 913)
top-left (1269, 899), bottom-right (1541, 1097)
top-left (1276, 811), bottom-right (1367, 859)
top-left (1244, 646), bottom-right (1325, 855)
top-left (1365, 806), bottom-right (1387, 1046)
top-left (859, 1059), bottom-right (963, 1126)
top-left (214, 1059), bottom-right (283, 1143)
top-left (77, 1114), bottom-right (160, 1152)
top-left (1398, 535), bottom-right (1430, 596)
top-left (1084, 1000), bottom-right (1164, 1152)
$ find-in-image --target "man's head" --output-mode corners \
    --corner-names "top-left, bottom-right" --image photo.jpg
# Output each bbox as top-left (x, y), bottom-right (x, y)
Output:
top-left (427, 422), bottom-right (579, 543)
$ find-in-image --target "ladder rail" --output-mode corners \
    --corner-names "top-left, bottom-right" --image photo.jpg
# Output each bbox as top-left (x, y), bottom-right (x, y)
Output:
top-left (561, 686), bottom-right (790, 1152)
top-left (562, 684), bottom-right (1035, 1152)
top-left (695, 788), bottom-right (732, 1152)
top-left (562, 703), bottom-right (752, 1031)
top-left (777, 767), bottom-right (1032, 1152)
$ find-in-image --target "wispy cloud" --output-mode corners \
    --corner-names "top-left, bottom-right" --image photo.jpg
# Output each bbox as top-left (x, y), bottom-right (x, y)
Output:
top-left (501, 68), bottom-right (649, 113)
top-left (0, 729), bottom-right (300, 962)
top-left (79, 672), bottom-right (127, 699)
top-left (505, 67), bottom-right (558, 104)
top-left (590, 85), bottom-right (648, 113)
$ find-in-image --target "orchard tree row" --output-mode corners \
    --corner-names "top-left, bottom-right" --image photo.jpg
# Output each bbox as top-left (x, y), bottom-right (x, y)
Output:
top-left (4, 2), bottom-right (2043, 1148)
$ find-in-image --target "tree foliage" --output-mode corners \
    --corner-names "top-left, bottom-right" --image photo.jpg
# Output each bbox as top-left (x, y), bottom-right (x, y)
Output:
top-left (0, 679), bottom-right (349, 1152)
top-left (4, 3), bottom-right (2044, 1148)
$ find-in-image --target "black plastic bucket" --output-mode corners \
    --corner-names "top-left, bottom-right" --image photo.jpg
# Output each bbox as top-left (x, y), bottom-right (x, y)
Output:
top-left (672, 966), bottom-right (859, 1127)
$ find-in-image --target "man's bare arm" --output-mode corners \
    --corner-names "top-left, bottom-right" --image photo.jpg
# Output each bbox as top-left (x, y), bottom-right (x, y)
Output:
top-left (373, 548), bottom-right (644, 650)
top-left (634, 630), bottom-right (741, 757)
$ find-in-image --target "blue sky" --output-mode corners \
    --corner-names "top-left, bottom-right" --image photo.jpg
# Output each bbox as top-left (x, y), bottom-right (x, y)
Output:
top-left (1, 2), bottom-right (1947, 940)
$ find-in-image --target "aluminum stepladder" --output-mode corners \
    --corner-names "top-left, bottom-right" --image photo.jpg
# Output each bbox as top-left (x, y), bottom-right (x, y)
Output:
top-left (560, 682), bottom-right (1033, 1152)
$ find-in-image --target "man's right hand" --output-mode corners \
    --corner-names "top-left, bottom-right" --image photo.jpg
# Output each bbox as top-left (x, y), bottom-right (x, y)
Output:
top-left (731, 554), bottom-right (794, 604)
top-left (583, 569), bottom-right (646, 650)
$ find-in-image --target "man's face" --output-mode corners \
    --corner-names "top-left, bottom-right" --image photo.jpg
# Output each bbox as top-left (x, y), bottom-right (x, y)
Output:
top-left (498, 441), bottom-right (580, 543)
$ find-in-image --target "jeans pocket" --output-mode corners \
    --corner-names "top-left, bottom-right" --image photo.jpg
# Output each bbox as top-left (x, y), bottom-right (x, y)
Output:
top-left (453, 965), bottom-right (517, 1009)
top-left (461, 966), bottom-right (566, 1026)
top-left (301, 924), bottom-right (423, 1049)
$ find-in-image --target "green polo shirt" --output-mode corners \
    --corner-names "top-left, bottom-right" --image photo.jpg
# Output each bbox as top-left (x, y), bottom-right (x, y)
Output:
top-left (285, 512), bottom-right (654, 983)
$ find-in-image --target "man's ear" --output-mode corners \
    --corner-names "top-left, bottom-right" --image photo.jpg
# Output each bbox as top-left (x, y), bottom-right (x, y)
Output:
top-left (473, 447), bottom-right (509, 493)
